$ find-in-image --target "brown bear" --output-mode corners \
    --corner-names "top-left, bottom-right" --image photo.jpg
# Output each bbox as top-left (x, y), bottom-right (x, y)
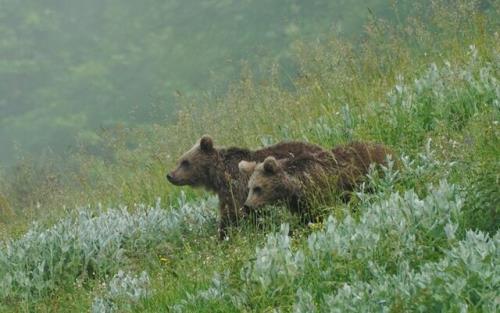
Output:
top-left (239, 142), bottom-right (394, 216)
top-left (166, 135), bottom-right (325, 239)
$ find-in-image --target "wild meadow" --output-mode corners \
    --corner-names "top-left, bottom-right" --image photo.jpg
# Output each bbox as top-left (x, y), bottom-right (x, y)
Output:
top-left (0, 1), bottom-right (498, 312)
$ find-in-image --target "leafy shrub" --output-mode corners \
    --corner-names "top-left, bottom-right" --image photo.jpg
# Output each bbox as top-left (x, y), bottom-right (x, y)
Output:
top-left (0, 195), bottom-right (216, 302)
top-left (374, 46), bottom-right (499, 149)
top-left (324, 230), bottom-right (499, 312)
top-left (174, 179), bottom-right (499, 311)
top-left (92, 270), bottom-right (151, 313)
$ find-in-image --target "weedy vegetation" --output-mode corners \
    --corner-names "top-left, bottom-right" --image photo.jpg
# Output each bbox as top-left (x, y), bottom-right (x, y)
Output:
top-left (0, 0), bottom-right (498, 312)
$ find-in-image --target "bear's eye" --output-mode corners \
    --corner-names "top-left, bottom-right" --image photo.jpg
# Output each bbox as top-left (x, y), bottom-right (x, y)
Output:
top-left (181, 160), bottom-right (190, 167)
top-left (253, 186), bottom-right (262, 194)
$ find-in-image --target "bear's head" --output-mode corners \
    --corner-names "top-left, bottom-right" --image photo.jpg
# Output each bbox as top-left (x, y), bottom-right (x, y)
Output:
top-left (166, 135), bottom-right (217, 188)
top-left (239, 156), bottom-right (300, 210)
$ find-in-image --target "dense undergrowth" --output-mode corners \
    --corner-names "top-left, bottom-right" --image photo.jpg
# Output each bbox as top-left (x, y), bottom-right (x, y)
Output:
top-left (0, 1), bottom-right (499, 312)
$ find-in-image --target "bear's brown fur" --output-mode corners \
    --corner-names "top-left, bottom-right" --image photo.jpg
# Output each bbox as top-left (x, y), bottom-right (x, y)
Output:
top-left (166, 135), bottom-right (325, 239)
top-left (330, 142), bottom-right (394, 194)
top-left (239, 142), bottom-right (394, 215)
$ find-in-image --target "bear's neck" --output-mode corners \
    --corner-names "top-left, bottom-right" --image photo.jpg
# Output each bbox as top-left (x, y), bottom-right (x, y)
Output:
top-left (209, 147), bottom-right (255, 191)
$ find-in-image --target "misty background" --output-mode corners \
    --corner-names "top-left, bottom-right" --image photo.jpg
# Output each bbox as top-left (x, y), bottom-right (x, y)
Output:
top-left (0, 0), bottom-right (404, 167)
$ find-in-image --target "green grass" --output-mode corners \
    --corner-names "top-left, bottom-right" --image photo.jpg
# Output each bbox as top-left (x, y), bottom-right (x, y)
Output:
top-left (0, 1), bottom-right (499, 312)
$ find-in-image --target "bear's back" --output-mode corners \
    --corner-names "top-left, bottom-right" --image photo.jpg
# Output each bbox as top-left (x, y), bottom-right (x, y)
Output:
top-left (254, 141), bottom-right (325, 161)
top-left (332, 142), bottom-right (392, 171)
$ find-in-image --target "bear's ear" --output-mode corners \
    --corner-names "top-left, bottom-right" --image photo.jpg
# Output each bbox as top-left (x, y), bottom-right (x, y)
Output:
top-left (263, 156), bottom-right (279, 174)
top-left (199, 135), bottom-right (214, 152)
top-left (239, 160), bottom-right (256, 175)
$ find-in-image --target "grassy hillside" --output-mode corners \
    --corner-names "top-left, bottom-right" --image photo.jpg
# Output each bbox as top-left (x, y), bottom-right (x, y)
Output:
top-left (0, 1), bottom-right (499, 312)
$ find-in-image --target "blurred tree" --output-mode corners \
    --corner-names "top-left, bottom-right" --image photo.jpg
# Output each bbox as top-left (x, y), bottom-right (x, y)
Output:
top-left (0, 0), bottom-right (404, 164)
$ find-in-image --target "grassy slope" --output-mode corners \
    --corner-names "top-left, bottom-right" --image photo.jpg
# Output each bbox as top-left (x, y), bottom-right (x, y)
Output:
top-left (0, 1), bottom-right (499, 312)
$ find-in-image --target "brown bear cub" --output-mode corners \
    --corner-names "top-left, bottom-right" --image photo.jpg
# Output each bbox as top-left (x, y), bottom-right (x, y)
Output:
top-left (166, 135), bottom-right (325, 239)
top-left (239, 142), bottom-right (393, 217)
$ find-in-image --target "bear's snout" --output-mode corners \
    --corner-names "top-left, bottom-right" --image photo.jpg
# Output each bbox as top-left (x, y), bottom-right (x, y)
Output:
top-left (166, 172), bottom-right (175, 183)
top-left (166, 171), bottom-right (189, 186)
